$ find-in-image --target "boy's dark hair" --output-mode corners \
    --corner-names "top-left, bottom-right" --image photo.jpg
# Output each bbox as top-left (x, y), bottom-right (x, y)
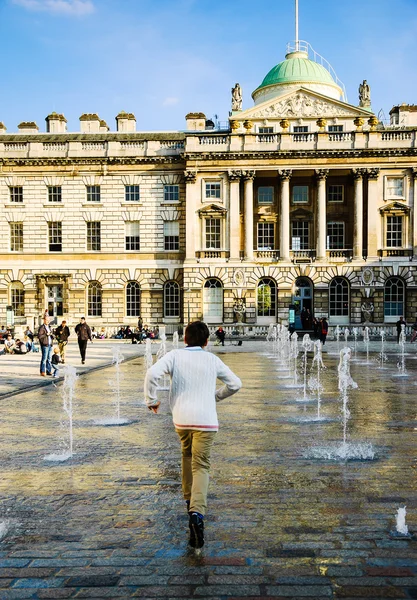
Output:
top-left (185, 321), bottom-right (210, 347)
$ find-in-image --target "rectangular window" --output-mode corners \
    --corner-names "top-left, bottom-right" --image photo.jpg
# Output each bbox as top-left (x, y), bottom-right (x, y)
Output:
top-left (327, 184), bottom-right (344, 203)
top-left (292, 185), bottom-right (309, 204)
top-left (87, 221), bottom-right (101, 251)
top-left (164, 221), bottom-right (180, 250)
top-left (125, 185), bottom-right (140, 202)
top-left (257, 222), bottom-right (274, 249)
top-left (48, 186), bottom-right (62, 203)
top-left (10, 222), bottom-right (23, 252)
top-left (386, 215), bottom-right (403, 247)
top-left (125, 221), bottom-right (140, 251)
top-left (258, 127), bottom-right (273, 133)
top-left (48, 222), bottom-right (62, 252)
top-left (328, 125), bottom-right (343, 132)
top-left (164, 184), bottom-right (179, 202)
top-left (86, 185), bottom-right (101, 202)
top-left (291, 221), bottom-right (310, 250)
top-left (9, 187), bottom-right (23, 203)
top-left (205, 218), bottom-right (221, 249)
top-left (385, 177), bottom-right (404, 198)
top-left (293, 126), bottom-right (308, 133)
top-left (205, 181), bottom-right (221, 199)
top-left (258, 186), bottom-right (274, 205)
top-left (327, 221), bottom-right (345, 249)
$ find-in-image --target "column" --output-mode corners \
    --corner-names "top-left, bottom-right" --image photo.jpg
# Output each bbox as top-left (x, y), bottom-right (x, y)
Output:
top-left (315, 169), bottom-right (329, 261)
top-left (243, 170), bottom-right (255, 260)
top-left (352, 168), bottom-right (366, 260)
top-left (367, 168), bottom-right (380, 258)
top-left (278, 169), bottom-right (292, 261)
top-left (228, 170), bottom-right (242, 260)
top-left (412, 168), bottom-right (417, 255)
top-left (184, 170), bottom-right (197, 260)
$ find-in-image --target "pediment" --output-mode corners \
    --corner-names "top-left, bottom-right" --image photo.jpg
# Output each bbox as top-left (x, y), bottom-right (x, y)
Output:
top-left (379, 202), bottom-right (410, 214)
top-left (238, 88), bottom-right (373, 120)
top-left (291, 207), bottom-right (314, 221)
top-left (197, 203), bottom-right (227, 216)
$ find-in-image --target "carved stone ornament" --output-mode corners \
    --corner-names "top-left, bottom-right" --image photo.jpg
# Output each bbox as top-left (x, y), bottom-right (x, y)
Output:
top-left (279, 169), bottom-right (292, 180)
top-left (233, 269), bottom-right (246, 288)
top-left (411, 167), bottom-right (417, 180)
top-left (367, 168), bottom-right (380, 180)
top-left (249, 92), bottom-right (355, 119)
top-left (184, 170), bottom-right (197, 184)
top-left (243, 120), bottom-right (253, 132)
top-left (368, 115), bottom-right (378, 130)
top-left (242, 170), bottom-right (255, 181)
top-left (316, 117), bottom-right (327, 131)
top-left (280, 119), bottom-right (290, 130)
top-left (230, 120), bottom-right (240, 131)
top-left (361, 267), bottom-right (374, 286)
top-left (315, 169), bottom-right (329, 180)
top-left (228, 169), bottom-right (242, 181)
top-left (354, 117), bottom-right (365, 129)
top-left (352, 168), bottom-right (367, 180)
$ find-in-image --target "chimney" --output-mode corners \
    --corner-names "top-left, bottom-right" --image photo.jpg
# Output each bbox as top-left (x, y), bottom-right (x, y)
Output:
top-left (116, 111), bottom-right (136, 132)
top-left (45, 112), bottom-right (67, 133)
top-left (79, 113), bottom-right (101, 133)
top-left (0, 122), bottom-right (6, 134)
top-left (100, 119), bottom-right (110, 133)
top-left (185, 112), bottom-right (206, 131)
top-left (17, 121), bottom-right (39, 134)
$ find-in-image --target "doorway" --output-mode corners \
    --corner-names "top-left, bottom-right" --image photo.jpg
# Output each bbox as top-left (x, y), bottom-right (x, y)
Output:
top-left (46, 285), bottom-right (63, 320)
top-left (292, 277), bottom-right (313, 330)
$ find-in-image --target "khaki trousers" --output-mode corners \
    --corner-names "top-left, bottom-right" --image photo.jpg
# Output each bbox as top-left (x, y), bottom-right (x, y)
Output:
top-left (58, 341), bottom-right (67, 362)
top-left (176, 429), bottom-right (216, 516)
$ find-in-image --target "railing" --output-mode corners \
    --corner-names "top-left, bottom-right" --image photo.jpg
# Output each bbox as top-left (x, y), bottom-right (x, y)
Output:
top-left (4, 143), bottom-right (27, 151)
top-left (198, 136), bottom-right (229, 145)
top-left (381, 131), bottom-right (412, 141)
top-left (292, 133), bottom-right (316, 143)
top-left (378, 248), bottom-right (413, 258)
top-left (327, 248), bottom-right (353, 260)
top-left (328, 132), bottom-right (353, 142)
top-left (256, 133), bottom-right (280, 143)
top-left (43, 143), bottom-right (67, 151)
top-left (291, 249), bottom-right (316, 262)
top-left (255, 249), bottom-right (280, 260)
top-left (196, 250), bottom-right (230, 259)
top-left (81, 142), bottom-right (106, 151)
top-left (120, 141), bottom-right (145, 149)
top-left (160, 141), bottom-right (184, 149)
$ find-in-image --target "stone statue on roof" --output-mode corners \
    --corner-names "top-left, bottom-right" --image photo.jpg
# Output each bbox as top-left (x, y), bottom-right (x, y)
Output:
top-left (359, 80), bottom-right (371, 107)
top-left (231, 83), bottom-right (242, 111)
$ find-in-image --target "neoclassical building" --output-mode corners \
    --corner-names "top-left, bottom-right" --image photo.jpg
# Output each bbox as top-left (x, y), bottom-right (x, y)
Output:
top-left (1, 42), bottom-right (417, 331)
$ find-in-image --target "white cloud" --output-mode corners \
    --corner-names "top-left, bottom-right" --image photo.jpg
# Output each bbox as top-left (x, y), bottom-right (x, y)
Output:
top-left (162, 97), bottom-right (180, 107)
top-left (12, 0), bottom-right (95, 16)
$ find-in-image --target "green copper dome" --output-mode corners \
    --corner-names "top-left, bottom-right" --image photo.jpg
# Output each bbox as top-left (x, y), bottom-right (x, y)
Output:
top-left (257, 51), bottom-right (336, 91)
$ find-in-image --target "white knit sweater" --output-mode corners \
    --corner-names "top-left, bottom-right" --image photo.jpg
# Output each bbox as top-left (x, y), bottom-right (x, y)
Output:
top-left (144, 347), bottom-right (242, 431)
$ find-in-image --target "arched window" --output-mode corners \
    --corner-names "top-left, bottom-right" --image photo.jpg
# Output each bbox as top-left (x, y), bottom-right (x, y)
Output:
top-left (126, 282), bottom-right (141, 317)
top-left (10, 281), bottom-right (25, 317)
top-left (329, 277), bottom-right (349, 320)
top-left (203, 279), bottom-right (223, 323)
top-left (88, 281), bottom-right (102, 317)
top-left (384, 277), bottom-right (405, 320)
top-left (164, 281), bottom-right (180, 318)
top-left (257, 278), bottom-right (277, 318)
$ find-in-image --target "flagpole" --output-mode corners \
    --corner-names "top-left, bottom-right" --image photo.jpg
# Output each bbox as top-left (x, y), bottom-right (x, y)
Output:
top-left (295, 0), bottom-right (299, 51)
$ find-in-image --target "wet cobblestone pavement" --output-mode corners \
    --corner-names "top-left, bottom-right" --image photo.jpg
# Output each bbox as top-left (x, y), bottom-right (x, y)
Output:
top-left (0, 342), bottom-right (416, 599)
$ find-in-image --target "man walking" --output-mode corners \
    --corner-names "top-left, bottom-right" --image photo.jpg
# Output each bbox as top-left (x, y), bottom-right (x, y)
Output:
top-left (75, 317), bottom-right (92, 364)
top-left (396, 316), bottom-right (406, 344)
top-left (55, 320), bottom-right (70, 363)
top-left (38, 315), bottom-right (53, 376)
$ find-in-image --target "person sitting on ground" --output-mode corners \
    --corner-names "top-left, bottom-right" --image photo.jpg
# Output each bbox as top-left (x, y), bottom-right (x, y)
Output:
top-left (99, 327), bottom-right (107, 339)
top-left (13, 339), bottom-right (28, 354)
top-left (115, 326), bottom-right (125, 339)
top-left (215, 326), bottom-right (226, 346)
top-left (125, 326), bottom-right (133, 339)
top-left (51, 346), bottom-right (61, 378)
top-left (91, 326), bottom-right (98, 339)
top-left (4, 334), bottom-right (16, 354)
top-left (0, 325), bottom-right (7, 342)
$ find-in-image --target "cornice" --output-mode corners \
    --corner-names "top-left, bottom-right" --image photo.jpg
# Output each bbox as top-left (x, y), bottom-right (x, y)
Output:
top-left (0, 132), bottom-right (185, 142)
top-left (184, 148), bottom-right (417, 161)
top-left (0, 156), bottom-right (185, 167)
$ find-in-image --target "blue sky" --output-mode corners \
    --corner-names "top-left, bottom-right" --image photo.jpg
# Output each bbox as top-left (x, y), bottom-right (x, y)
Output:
top-left (1, 0), bottom-right (417, 132)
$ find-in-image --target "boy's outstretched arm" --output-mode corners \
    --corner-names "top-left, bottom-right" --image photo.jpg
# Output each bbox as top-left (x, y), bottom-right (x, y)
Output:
top-left (144, 352), bottom-right (173, 413)
top-left (215, 360), bottom-right (242, 401)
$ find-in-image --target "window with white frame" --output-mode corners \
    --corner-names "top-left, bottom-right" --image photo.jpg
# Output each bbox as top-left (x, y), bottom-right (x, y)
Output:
top-left (88, 282), bottom-right (102, 317)
top-left (125, 221), bottom-right (140, 251)
top-left (87, 221), bottom-right (101, 251)
top-left (205, 218), bottom-right (221, 249)
top-left (48, 221), bottom-right (62, 251)
top-left (386, 215), bottom-right (403, 247)
top-left (385, 177), bottom-right (404, 199)
top-left (257, 278), bottom-right (277, 317)
top-left (205, 181), bottom-right (221, 200)
top-left (11, 281), bottom-right (25, 317)
top-left (164, 281), bottom-right (180, 318)
top-left (292, 185), bottom-right (308, 204)
top-left (293, 126), bottom-right (308, 132)
top-left (48, 186), bottom-right (62, 203)
top-left (126, 282), bottom-right (141, 317)
top-left (384, 277), bottom-right (404, 318)
top-left (164, 221), bottom-right (179, 251)
top-left (329, 277), bottom-right (349, 317)
top-left (327, 184), bottom-right (344, 203)
top-left (164, 184), bottom-right (179, 202)
top-left (291, 221), bottom-right (310, 249)
top-left (86, 185), bottom-right (101, 202)
top-left (125, 185), bottom-right (140, 202)
top-left (9, 187), bottom-right (23, 203)
top-left (10, 222), bottom-right (23, 251)
top-left (327, 222), bottom-right (345, 249)
top-left (203, 279), bottom-right (223, 322)
top-left (258, 126), bottom-right (273, 133)
top-left (328, 125), bottom-right (343, 132)
top-left (258, 186), bottom-right (274, 205)
top-left (257, 222), bottom-right (274, 249)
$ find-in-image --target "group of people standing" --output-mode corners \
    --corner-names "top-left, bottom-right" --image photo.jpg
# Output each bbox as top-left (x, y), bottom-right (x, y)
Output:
top-left (37, 316), bottom-right (92, 377)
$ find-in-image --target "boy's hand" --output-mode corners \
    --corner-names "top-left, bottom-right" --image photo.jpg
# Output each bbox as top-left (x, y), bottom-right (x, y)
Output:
top-left (148, 402), bottom-right (161, 414)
